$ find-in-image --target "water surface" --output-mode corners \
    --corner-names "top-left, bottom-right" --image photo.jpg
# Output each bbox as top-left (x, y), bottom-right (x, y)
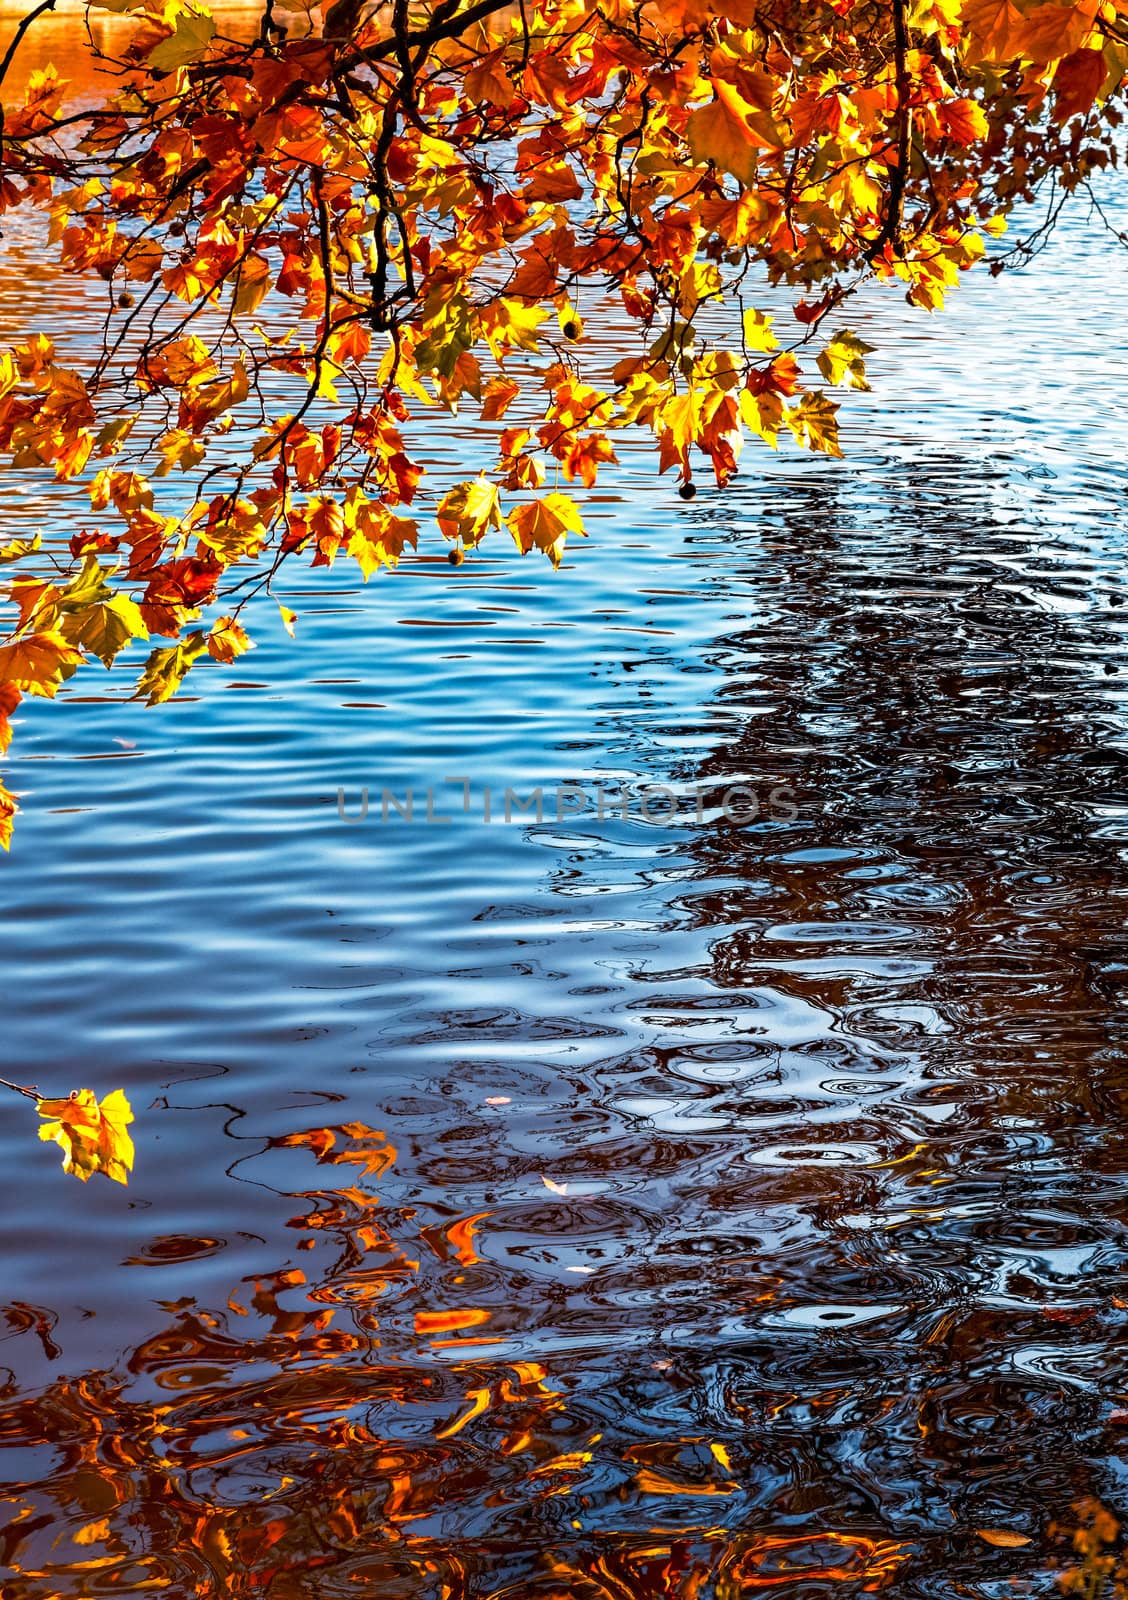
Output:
top-left (1, 68), bottom-right (1127, 1596)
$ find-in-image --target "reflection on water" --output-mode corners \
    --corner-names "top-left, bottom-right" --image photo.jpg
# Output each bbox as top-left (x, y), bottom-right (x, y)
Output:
top-left (1, 24), bottom-right (1128, 1591)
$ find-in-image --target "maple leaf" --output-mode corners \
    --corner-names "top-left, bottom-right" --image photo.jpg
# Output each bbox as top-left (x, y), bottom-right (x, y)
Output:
top-left (0, 533), bottom-right (42, 563)
top-left (146, 11), bottom-right (216, 73)
top-left (1052, 48), bottom-right (1106, 121)
top-left (346, 501), bottom-right (419, 577)
top-left (231, 255), bottom-right (272, 319)
top-left (742, 307), bottom-right (779, 353)
top-left (207, 616), bottom-right (252, 663)
top-left (1016, 0), bottom-right (1100, 63)
top-left (481, 375), bottom-right (521, 421)
top-left (66, 593), bottom-right (149, 668)
top-left (506, 492), bottom-right (586, 568)
top-left (787, 392), bottom-right (843, 456)
top-left (135, 631), bottom-right (208, 704)
top-left (939, 98), bottom-right (990, 145)
top-left (817, 329), bottom-right (875, 391)
top-left (960, 0), bottom-right (1021, 62)
top-left (437, 477), bottom-right (503, 546)
top-left (0, 631), bottom-right (85, 696)
top-left (0, 682), bottom-right (19, 757)
top-left (686, 80), bottom-right (784, 188)
top-left (36, 1088), bottom-right (135, 1184)
top-left (698, 390), bottom-right (743, 487)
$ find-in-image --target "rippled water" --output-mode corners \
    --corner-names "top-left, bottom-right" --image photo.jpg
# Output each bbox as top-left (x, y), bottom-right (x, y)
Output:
top-left (2, 23), bottom-right (1128, 1591)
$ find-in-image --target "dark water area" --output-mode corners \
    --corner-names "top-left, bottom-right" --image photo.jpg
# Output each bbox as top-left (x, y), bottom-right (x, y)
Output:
top-left (1, 35), bottom-right (1128, 1589)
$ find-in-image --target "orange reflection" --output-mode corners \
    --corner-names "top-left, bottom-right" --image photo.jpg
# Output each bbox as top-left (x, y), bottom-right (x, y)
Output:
top-left (716, 1532), bottom-right (915, 1591)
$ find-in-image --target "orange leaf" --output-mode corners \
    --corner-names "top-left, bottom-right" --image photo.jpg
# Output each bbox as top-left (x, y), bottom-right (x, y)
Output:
top-left (939, 98), bottom-right (990, 145)
top-left (686, 80), bottom-right (784, 188)
top-left (1052, 48), bottom-right (1106, 121)
top-left (36, 1088), bottom-right (135, 1184)
top-left (0, 775), bottom-right (16, 851)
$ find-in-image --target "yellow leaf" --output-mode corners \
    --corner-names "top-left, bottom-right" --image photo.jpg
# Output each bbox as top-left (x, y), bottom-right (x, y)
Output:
top-left (346, 498), bottom-right (419, 577)
top-left (478, 298), bottom-right (550, 358)
top-left (686, 79), bottom-right (784, 188)
top-left (155, 429), bottom-right (205, 476)
top-left (36, 1088), bottom-right (135, 1184)
top-left (0, 631), bottom-right (84, 696)
top-left (740, 388), bottom-right (784, 448)
top-left (232, 255), bottom-right (272, 318)
top-left (437, 476), bottom-right (503, 546)
top-left (506, 492), bottom-right (585, 568)
top-left (787, 391), bottom-right (843, 456)
top-left (208, 617), bottom-right (252, 663)
top-left (147, 10), bottom-right (216, 72)
top-left (742, 307), bottom-right (778, 352)
top-left (976, 1529), bottom-right (1032, 1548)
top-left (135, 632), bottom-right (208, 704)
top-left (66, 594), bottom-right (149, 668)
top-left (0, 532), bottom-right (42, 563)
top-left (279, 604), bottom-right (298, 638)
top-left (816, 329), bottom-right (874, 391)
top-left (0, 776), bottom-right (16, 851)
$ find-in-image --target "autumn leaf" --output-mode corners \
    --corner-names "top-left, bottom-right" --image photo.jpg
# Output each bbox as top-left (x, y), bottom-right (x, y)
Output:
top-left (1052, 49), bottom-right (1106, 121)
top-left (0, 776), bottom-right (17, 850)
top-left (742, 307), bottom-right (779, 353)
top-left (960, 0), bottom-right (1021, 62)
top-left (975, 1529), bottom-right (1033, 1548)
top-left (146, 11), bottom-right (216, 72)
top-left (207, 616), bottom-right (252, 663)
top-left (36, 1088), bottom-right (135, 1184)
top-left (686, 80), bottom-right (784, 187)
top-left (437, 477), bottom-right (503, 547)
top-left (0, 533), bottom-right (42, 563)
top-left (231, 255), bottom-right (272, 319)
top-left (939, 98), bottom-right (990, 145)
top-left (481, 375), bottom-right (521, 421)
top-left (506, 492), bottom-right (585, 568)
top-left (817, 330), bottom-right (875, 391)
top-left (0, 631), bottom-right (85, 696)
top-left (135, 631), bottom-right (208, 704)
top-left (0, 683), bottom-right (19, 757)
top-left (787, 392), bottom-right (843, 456)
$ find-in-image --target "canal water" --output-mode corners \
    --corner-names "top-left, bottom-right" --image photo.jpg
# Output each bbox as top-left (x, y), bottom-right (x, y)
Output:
top-left (1, 15), bottom-right (1127, 1594)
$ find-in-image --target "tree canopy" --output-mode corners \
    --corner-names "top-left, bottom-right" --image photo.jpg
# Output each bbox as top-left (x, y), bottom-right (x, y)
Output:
top-left (0, 0), bottom-right (1124, 846)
